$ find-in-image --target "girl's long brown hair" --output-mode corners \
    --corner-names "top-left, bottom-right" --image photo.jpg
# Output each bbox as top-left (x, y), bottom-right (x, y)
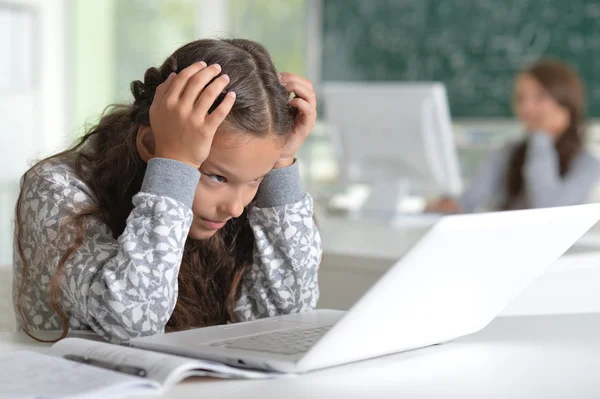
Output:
top-left (14, 38), bottom-right (297, 342)
top-left (502, 60), bottom-right (586, 210)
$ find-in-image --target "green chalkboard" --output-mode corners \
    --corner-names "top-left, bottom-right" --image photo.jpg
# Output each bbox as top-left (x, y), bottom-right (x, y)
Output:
top-left (322, 0), bottom-right (600, 117)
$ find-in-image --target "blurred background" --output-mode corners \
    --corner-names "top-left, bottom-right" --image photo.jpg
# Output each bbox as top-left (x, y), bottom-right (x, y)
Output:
top-left (3, 0), bottom-right (600, 265)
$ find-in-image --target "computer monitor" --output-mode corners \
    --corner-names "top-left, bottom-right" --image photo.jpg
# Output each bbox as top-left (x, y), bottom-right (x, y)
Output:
top-left (323, 82), bottom-right (462, 217)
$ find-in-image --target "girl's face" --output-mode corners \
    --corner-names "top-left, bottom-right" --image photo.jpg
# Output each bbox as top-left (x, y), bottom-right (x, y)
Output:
top-left (513, 73), bottom-right (571, 136)
top-left (189, 128), bottom-right (283, 240)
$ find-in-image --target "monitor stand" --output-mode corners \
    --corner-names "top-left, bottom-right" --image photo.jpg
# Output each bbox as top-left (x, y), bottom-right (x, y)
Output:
top-left (354, 179), bottom-right (410, 220)
top-left (347, 179), bottom-right (441, 227)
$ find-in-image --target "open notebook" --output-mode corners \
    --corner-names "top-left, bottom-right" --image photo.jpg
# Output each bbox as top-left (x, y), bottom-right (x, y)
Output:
top-left (0, 337), bottom-right (282, 399)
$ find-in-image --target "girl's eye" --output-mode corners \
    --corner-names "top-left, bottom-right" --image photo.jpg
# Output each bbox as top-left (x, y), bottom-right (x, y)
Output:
top-left (207, 174), bottom-right (227, 183)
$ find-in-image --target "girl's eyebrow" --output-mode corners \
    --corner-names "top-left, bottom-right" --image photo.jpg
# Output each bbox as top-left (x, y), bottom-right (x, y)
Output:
top-left (203, 161), bottom-right (267, 182)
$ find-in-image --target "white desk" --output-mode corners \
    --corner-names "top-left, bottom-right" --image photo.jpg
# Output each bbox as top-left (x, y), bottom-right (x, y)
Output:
top-left (2, 314), bottom-right (600, 398)
top-left (317, 214), bottom-right (600, 315)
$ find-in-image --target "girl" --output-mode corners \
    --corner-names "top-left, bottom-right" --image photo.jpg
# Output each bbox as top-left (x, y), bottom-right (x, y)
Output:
top-left (429, 60), bottom-right (600, 213)
top-left (13, 38), bottom-right (321, 343)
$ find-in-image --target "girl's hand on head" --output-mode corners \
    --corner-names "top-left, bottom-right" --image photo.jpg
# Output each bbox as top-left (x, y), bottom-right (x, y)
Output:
top-left (149, 62), bottom-right (236, 169)
top-left (275, 72), bottom-right (317, 168)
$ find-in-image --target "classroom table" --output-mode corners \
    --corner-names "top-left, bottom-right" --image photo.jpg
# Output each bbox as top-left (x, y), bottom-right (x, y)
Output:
top-left (2, 313), bottom-right (600, 398)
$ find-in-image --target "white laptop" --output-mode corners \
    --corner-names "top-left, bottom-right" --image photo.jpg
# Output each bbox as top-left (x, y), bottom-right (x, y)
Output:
top-left (130, 204), bottom-right (600, 373)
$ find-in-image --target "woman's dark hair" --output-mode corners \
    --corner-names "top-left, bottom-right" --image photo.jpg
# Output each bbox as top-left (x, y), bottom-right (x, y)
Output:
top-left (15, 38), bottom-right (297, 342)
top-left (502, 60), bottom-right (586, 210)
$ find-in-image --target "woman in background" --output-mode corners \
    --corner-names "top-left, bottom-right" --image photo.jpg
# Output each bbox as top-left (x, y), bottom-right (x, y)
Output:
top-left (429, 60), bottom-right (600, 213)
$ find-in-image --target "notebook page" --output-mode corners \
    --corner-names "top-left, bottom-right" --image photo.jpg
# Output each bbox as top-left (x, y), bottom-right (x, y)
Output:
top-left (52, 338), bottom-right (202, 387)
top-left (51, 338), bottom-right (282, 387)
top-left (0, 351), bottom-right (157, 399)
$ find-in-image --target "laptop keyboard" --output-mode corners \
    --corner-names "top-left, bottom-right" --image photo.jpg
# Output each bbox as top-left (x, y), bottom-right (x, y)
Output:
top-left (209, 326), bottom-right (332, 355)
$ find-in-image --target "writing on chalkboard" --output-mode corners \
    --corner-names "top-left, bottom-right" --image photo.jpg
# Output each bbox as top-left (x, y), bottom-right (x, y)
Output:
top-left (322, 0), bottom-right (600, 117)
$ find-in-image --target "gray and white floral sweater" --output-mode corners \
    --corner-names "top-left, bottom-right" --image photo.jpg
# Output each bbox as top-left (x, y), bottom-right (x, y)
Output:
top-left (13, 157), bottom-right (321, 342)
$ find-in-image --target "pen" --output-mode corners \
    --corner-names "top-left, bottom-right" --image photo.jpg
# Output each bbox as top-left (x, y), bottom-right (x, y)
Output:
top-left (63, 354), bottom-right (148, 378)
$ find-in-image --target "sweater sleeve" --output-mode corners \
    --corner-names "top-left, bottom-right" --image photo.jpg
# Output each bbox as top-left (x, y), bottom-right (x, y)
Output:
top-left (234, 161), bottom-right (322, 320)
top-left (457, 144), bottom-right (513, 213)
top-left (15, 158), bottom-right (199, 342)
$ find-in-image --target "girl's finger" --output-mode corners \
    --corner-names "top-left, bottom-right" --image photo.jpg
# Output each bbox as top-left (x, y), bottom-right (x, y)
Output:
top-left (283, 81), bottom-right (316, 106)
top-left (289, 97), bottom-right (315, 119)
top-left (203, 91), bottom-right (237, 131)
top-left (151, 72), bottom-right (176, 113)
top-left (279, 72), bottom-right (313, 88)
top-left (164, 62), bottom-right (207, 104)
